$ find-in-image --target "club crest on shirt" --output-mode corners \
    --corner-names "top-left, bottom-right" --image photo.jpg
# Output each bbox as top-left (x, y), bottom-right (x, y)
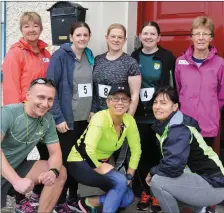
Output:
top-left (154, 63), bottom-right (160, 70)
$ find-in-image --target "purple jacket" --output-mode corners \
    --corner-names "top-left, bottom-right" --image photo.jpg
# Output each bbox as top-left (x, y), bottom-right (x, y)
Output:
top-left (175, 46), bottom-right (224, 137)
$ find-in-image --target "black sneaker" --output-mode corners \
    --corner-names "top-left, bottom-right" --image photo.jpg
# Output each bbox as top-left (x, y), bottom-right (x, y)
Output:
top-left (53, 203), bottom-right (73, 213)
top-left (150, 196), bottom-right (162, 213)
top-left (136, 191), bottom-right (151, 211)
top-left (67, 198), bottom-right (82, 212)
top-left (205, 206), bottom-right (216, 213)
top-left (78, 198), bottom-right (98, 213)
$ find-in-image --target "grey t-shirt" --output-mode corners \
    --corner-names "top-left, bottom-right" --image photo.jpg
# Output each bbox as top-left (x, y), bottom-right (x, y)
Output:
top-left (1, 103), bottom-right (59, 170)
top-left (92, 53), bottom-right (141, 112)
top-left (72, 53), bottom-right (93, 121)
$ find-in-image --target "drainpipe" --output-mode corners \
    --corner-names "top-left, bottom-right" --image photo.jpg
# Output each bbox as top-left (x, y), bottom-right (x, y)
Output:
top-left (4, 1), bottom-right (6, 57)
top-left (1, 1), bottom-right (6, 82)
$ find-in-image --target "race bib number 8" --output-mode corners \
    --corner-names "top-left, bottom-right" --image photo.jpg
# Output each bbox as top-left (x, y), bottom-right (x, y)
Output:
top-left (78, 83), bottom-right (92, 98)
top-left (140, 88), bottom-right (155, 102)
top-left (98, 84), bottom-right (112, 98)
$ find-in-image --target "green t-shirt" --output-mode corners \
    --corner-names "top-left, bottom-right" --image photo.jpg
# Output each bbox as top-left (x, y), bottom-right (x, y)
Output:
top-left (67, 109), bottom-right (142, 169)
top-left (139, 51), bottom-right (162, 89)
top-left (1, 103), bottom-right (59, 170)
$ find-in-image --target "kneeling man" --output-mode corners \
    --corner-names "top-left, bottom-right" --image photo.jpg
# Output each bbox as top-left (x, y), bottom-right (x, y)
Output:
top-left (1, 78), bottom-right (67, 213)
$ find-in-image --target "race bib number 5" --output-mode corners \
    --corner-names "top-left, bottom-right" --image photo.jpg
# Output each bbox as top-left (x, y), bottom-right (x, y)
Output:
top-left (98, 84), bottom-right (112, 98)
top-left (140, 88), bottom-right (155, 102)
top-left (78, 83), bottom-right (92, 97)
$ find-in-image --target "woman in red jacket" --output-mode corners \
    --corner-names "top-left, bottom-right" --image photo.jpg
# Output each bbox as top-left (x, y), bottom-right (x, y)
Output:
top-left (3, 11), bottom-right (50, 105)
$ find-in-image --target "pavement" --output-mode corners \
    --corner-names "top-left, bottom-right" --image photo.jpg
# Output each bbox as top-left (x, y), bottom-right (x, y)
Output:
top-left (1, 145), bottom-right (224, 213)
top-left (2, 184), bottom-right (224, 213)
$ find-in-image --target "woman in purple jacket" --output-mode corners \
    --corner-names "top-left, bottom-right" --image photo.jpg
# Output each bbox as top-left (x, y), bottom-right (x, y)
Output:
top-left (175, 16), bottom-right (224, 147)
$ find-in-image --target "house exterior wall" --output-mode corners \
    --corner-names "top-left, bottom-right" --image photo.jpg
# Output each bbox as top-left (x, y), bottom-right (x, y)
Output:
top-left (5, 1), bottom-right (137, 55)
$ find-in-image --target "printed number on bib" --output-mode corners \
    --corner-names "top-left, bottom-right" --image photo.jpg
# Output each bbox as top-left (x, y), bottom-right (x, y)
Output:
top-left (78, 83), bottom-right (92, 98)
top-left (140, 88), bottom-right (155, 102)
top-left (98, 84), bottom-right (112, 98)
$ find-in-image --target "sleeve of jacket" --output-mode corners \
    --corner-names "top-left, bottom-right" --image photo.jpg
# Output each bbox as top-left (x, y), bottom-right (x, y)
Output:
top-left (174, 59), bottom-right (181, 94)
top-left (150, 125), bottom-right (191, 177)
top-left (2, 48), bottom-right (24, 105)
top-left (126, 117), bottom-right (142, 169)
top-left (91, 56), bottom-right (100, 113)
top-left (46, 53), bottom-right (65, 125)
top-left (91, 82), bottom-right (98, 113)
top-left (169, 53), bottom-right (177, 89)
top-left (217, 62), bottom-right (224, 110)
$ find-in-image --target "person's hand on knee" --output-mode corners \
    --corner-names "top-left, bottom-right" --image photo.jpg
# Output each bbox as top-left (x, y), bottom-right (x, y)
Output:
top-left (38, 170), bottom-right (57, 186)
top-left (12, 177), bottom-right (34, 195)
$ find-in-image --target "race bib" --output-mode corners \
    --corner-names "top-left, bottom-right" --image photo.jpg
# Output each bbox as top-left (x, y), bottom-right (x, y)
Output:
top-left (140, 88), bottom-right (155, 102)
top-left (78, 83), bottom-right (92, 97)
top-left (98, 84), bottom-right (112, 98)
top-left (178, 60), bottom-right (189, 65)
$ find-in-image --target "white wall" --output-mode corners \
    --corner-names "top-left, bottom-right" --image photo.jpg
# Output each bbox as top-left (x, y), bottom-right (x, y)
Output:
top-left (6, 1), bottom-right (138, 55)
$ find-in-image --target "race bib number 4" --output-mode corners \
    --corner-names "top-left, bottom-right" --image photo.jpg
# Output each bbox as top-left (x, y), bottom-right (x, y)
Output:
top-left (98, 84), bottom-right (112, 98)
top-left (140, 88), bottom-right (155, 102)
top-left (78, 83), bottom-right (92, 98)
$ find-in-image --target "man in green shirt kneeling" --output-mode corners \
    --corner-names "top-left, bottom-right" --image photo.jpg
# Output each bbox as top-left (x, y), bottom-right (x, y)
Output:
top-left (1, 78), bottom-right (67, 213)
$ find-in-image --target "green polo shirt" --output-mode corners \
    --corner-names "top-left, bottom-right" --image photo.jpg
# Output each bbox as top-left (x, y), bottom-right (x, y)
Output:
top-left (139, 52), bottom-right (162, 88)
top-left (67, 109), bottom-right (141, 169)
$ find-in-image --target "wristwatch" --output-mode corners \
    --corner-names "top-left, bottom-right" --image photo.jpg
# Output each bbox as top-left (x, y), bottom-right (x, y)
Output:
top-left (49, 168), bottom-right (60, 178)
top-left (126, 173), bottom-right (134, 181)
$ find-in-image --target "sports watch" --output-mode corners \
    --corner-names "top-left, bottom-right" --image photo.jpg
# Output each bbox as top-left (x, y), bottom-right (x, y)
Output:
top-left (126, 173), bottom-right (134, 181)
top-left (49, 168), bottom-right (60, 178)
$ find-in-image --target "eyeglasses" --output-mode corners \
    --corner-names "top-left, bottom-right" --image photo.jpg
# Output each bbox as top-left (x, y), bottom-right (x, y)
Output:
top-left (109, 96), bottom-right (130, 103)
top-left (191, 32), bottom-right (212, 38)
top-left (29, 78), bottom-right (56, 89)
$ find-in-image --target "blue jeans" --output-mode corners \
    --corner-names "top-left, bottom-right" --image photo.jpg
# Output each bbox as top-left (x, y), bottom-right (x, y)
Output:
top-left (99, 169), bottom-right (134, 213)
top-left (67, 161), bottom-right (134, 213)
top-left (151, 173), bottom-right (224, 213)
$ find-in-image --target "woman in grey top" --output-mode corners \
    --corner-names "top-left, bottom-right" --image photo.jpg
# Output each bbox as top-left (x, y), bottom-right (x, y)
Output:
top-left (46, 22), bottom-right (95, 213)
top-left (91, 23), bottom-right (141, 117)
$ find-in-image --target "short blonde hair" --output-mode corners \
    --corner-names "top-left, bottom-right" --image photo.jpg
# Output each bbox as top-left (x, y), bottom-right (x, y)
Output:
top-left (107, 23), bottom-right (126, 38)
top-left (20, 12), bottom-right (43, 31)
top-left (191, 16), bottom-right (214, 37)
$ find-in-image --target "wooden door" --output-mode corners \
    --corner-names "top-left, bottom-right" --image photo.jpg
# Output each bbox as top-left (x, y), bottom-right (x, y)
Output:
top-left (137, 1), bottom-right (224, 57)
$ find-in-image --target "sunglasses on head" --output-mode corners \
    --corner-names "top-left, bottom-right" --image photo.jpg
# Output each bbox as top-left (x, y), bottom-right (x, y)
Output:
top-left (29, 78), bottom-right (56, 89)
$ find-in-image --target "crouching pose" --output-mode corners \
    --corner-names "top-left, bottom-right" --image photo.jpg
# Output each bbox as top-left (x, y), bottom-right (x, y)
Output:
top-left (1, 78), bottom-right (67, 213)
top-left (66, 85), bottom-right (142, 213)
top-left (146, 86), bottom-right (224, 213)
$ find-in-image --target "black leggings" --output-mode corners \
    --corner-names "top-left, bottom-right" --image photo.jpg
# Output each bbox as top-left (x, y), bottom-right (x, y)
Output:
top-left (132, 123), bottom-right (160, 196)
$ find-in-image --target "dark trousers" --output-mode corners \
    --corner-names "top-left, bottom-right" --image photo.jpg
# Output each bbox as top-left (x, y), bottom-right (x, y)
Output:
top-left (33, 120), bottom-right (88, 204)
top-left (57, 120), bottom-right (88, 204)
top-left (132, 123), bottom-right (160, 197)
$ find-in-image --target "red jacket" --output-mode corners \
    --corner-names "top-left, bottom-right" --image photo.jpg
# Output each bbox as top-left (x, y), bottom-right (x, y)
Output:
top-left (3, 38), bottom-right (51, 105)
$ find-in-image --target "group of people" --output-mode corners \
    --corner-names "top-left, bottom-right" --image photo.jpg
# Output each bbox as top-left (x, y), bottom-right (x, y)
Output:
top-left (1, 11), bottom-right (224, 213)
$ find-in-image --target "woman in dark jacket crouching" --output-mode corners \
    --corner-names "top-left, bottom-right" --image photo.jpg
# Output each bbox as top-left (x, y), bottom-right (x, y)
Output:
top-left (146, 86), bottom-right (224, 213)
